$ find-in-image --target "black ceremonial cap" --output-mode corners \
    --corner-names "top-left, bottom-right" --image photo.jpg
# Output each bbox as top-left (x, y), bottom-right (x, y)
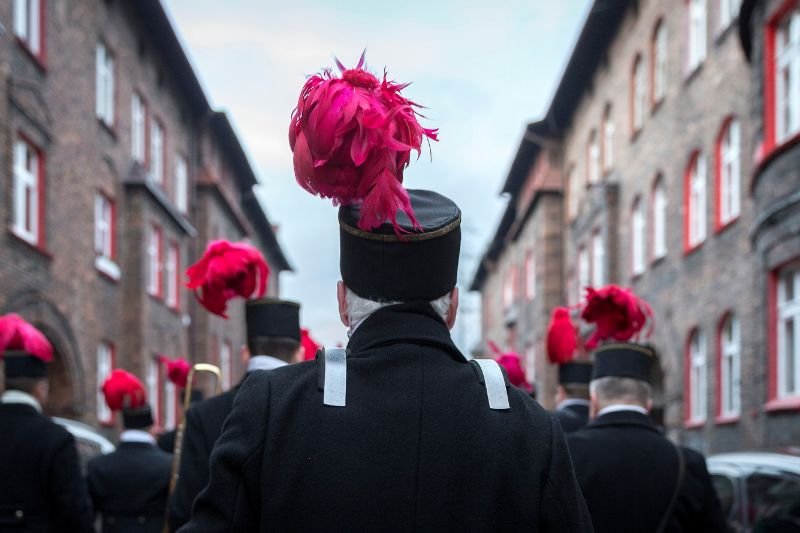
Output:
top-left (339, 189), bottom-right (461, 301)
top-left (245, 298), bottom-right (301, 341)
top-left (123, 406), bottom-right (154, 430)
top-left (3, 350), bottom-right (47, 379)
top-left (592, 343), bottom-right (656, 384)
top-left (558, 361), bottom-right (593, 385)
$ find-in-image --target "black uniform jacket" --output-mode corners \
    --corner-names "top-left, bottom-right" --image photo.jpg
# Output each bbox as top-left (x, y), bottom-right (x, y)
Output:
top-left (157, 429), bottom-right (177, 454)
top-left (0, 402), bottom-right (94, 532)
top-left (180, 303), bottom-right (593, 532)
top-left (87, 440), bottom-right (173, 532)
top-left (167, 385), bottom-right (239, 531)
top-left (555, 402), bottom-right (590, 433)
top-left (567, 410), bottom-right (727, 533)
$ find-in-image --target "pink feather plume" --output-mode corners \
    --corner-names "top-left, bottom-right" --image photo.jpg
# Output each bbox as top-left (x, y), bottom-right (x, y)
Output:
top-left (159, 356), bottom-right (191, 389)
top-left (495, 352), bottom-right (531, 391)
top-left (300, 328), bottom-right (320, 361)
top-left (289, 52), bottom-right (438, 233)
top-left (0, 313), bottom-right (53, 362)
top-left (546, 307), bottom-right (578, 364)
top-left (102, 369), bottom-right (147, 411)
top-left (580, 285), bottom-right (653, 350)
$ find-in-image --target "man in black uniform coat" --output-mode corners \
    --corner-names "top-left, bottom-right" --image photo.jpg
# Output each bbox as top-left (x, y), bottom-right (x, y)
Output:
top-left (0, 348), bottom-right (95, 532)
top-left (180, 190), bottom-right (592, 532)
top-left (553, 361), bottom-right (593, 433)
top-left (88, 369), bottom-right (173, 532)
top-left (157, 389), bottom-right (203, 454)
top-left (568, 343), bottom-right (727, 532)
top-left (167, 299), bottom-right (302, 531)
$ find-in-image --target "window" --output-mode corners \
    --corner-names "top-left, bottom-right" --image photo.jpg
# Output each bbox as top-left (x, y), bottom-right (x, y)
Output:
top-left (94, 193), bottom-right (119, 279)
top-left (95, 43), bottom-right (115, 127)
top-left (587, 130), bottom-right (600, 184)
top-left (147, 224), bottom-right (162, 297)
top-left (175, 155), bottom-right (188, 213)
top-left (591, 230), bottom-right (605, 286)
top-left (719, 314), bottom-right (741, 418)
top-left (14, 0), bottom-right (43, 57)
top-left (567, 166), bottom-right (578, 219)
top-left (165, 242), bottom-right (179, 309)
top-left (131, 93), bottom-right (147, 163)
top-left (150, 120), bottom-right (164, 186)
top-left (602, 104), bottom-right (614, 172)
top-left (686, 152), bottom-right (707, 249)
top-left (96, 342), bottom-right (114, 425)
top-left (777, 264), bottom-right (800, 398)
top-left (12, 136), bottom-right (43, 245)
top-left (652, 176), bottom-right (668, 260)
top-left (653, 20), bottom-right (668, 105)
top-left (164, 379), bottom-right (176, 430)
top-left (632, 198), bottom-right (646, 276)
top-left (632, 55), bottom-right (646, 133)
top-left (503, 268), bottom-right (515, 309)
top-left (220, 340), bottom-right (232, 390)
top-left (525, 343), bottom-right (537, 387)
top-left (688, 330), bottom-right (707, 423)
top-left (775, 8), bottom-right (800, 143)
top-left (578, 247), bottom-right (590, 295)
top-left (525, 251), bottom-right (535, 300)
top-left (719, 0), bottom-right (742, 30)
top-left (688, 0), bottom-right (708, 71)
top-left (146, 358), bottom-right (161, 425)
top-left (717, 119), bottom-right (741, 227)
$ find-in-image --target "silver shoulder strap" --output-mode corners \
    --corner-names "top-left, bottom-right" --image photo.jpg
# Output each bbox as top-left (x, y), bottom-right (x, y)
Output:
top-left (471, 359), bottom-right (510, 410)
top-left (322, 347), bottom-right (347, 407)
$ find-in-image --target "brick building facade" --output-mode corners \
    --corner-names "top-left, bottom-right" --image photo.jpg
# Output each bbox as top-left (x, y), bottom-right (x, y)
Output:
top-left (472, 0), bottom-right (800, 451)
top-left (0, 0), bottom-right (291, 433)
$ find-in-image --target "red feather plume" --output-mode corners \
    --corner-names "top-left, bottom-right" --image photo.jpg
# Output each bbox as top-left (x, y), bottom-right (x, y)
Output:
top-left (159, 356), bottom-right (191, 389)
top-left (0, 313), bottom-right (53, 362)
top-left (580, 285), bottom-right (653, 350)
top-left (185, 240), bottom-right (270, 318)
top-left (496, 352), bottom-right (531, 391)
top-left (546, 307), bottom-right (578, 364)
top-left (300, 328), bottom-right (320, 361)
top-left (102, 369), bottom-right (147, 411)
top-left (289, 52), bottom-right (438, 233)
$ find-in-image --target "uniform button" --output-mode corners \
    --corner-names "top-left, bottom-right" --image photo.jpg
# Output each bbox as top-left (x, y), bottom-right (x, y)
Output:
top-left (14, 510), bottom-right (23, 519)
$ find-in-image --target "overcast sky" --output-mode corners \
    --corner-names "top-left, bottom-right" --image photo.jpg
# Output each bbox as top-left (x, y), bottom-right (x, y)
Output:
top-left (163, 0), bottom-right (589, 349)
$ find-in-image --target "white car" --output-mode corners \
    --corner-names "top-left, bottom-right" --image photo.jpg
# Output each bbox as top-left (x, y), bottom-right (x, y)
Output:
top-left (52, 417), bottom-right (115, 475)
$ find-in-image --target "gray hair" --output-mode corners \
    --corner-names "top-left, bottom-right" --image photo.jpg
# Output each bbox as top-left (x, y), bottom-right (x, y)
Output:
top-left (345, 287), bottom-right (452, 333)
top-left (590, 376), bottom-right (652, 409)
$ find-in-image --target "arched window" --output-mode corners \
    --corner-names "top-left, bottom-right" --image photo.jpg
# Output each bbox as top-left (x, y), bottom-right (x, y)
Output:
top-left (652, 175), bottom-right (668, 260)
top-left (587, 129), bottom-right (600, 184)
top-left (602, 104), bottom-right (614, 172)
top-left (652, 19), bottom-right (668, 105)
top-left (685, 151), bottom-right (707, 250)
top-left (686, 329), bottom-right (707, 423)
top-left (632, 197), bottom-right (646, 276)
top-left (718, 314), bottom-right (741, 418)
top-left (632, 55), bottom-right (646, 133)
top-left (716, 118), bottom-right (741, 227)
top-left (688, 0), bottom-right (707, 71)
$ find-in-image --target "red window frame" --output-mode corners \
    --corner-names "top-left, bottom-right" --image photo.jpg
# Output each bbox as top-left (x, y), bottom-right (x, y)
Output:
top-left (714, 116), bottom-right (741, 232)
top-left (166, 240), bottom-right (180, 311)
top-left (683, 150), bottom-right (705, 253)
top-left (14, 0), bottom-right (47, 68)
top-left (650, 174), bottom-right (667, 263)
top-left (148, 224), bottom-right (163, 298)
top-left (684, 327), bottom-right (707, 428)
top-left (715, 311), bottom-right (740, 424)
top-left (766, 258), bottom-right (800, 411)
top-left (97, 341), bottom-right (116, 426)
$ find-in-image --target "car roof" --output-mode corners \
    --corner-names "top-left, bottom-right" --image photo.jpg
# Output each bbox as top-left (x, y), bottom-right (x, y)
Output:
top-left (708, 452), bottom-right (800, 474)
top-left (52, 417), bottom-right (115, 454)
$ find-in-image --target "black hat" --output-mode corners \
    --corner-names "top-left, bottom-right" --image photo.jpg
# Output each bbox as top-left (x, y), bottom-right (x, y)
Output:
top-left (591, 343), bottom-right (656, 383)
top-left (558, 361), bottom-right (593, 385)
top-left (245, 298), bottom-right (301, 341)
top-left (3, 350), bottom-right (47, 379)
top-left (122, 406), bottom-right (154, 429)
top-left (339, 189), bottom-right (461, 301)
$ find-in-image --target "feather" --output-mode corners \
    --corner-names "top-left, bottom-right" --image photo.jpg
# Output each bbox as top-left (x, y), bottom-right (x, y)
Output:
top-left (185, 240), bottom-right (270, 318)
top-left (289, 53), bottom-right (438, 232)
top-left (496, 353), bottom-right (531, 391)
top-left (0, 313), bottom-right (53, 362)
top-left (546, 307), bottom-right (578, 364)
top-left (160, 356), bottom-right (191, 389)
top-left (300, 328), bottom-right (320, 361)
top-left (580, 285), bottom-right (653, 349)
top-left (102, 369), bottom-right (147, 411)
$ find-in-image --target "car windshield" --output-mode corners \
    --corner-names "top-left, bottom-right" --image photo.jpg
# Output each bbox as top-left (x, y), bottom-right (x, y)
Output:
top-left (746, 469), bottom-right (800, 532)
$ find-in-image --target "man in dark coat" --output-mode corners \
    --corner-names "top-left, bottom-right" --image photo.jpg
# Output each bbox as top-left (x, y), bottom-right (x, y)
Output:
top-left (156, 389), bottom-right (203, 454)
top-left (88, 369), bottom-right (173, 532)
top-left (167, 299), bottom-right (302, 531)
top-left (180, 190), bottom-right (592, 532)
top-left (553, 361), bottom-right (593, 433)
top-left (0, 346), bottom-right (95, 533)
top-left (568, 343), bottom-right (727, 533)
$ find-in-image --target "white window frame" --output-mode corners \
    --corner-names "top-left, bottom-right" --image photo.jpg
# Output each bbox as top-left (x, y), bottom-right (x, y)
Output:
top-left (633, 56), bottom-right (646, 132)
top-left (688, 0), bottom-right (708, 72)
top-left (12, 138), bottom-right (40, 245)
top-left (591, 231), bottom-right (605, 286)
top-left (654, 22), bottom-right (668, 103)
top-left (719, 119), bottom-right (741, 225)
top-left (164, 380), bottom-right (176, 430)
top-left (653, 178), bottom-right (668, 260)
top-left (503, 269), bottom-right (514, 310)
top-left (578, 247), bottom-right (590, 296)
top-left (588, 130), bottom-right (600, 184)
top-left (165, 242), bottom-right (178, 309)
top-left (175, 155), bottom-right (188, 213)
top-left (220, 340), bottom-right (232, 390)
top-left (603, 106), bottom-right (614, 172)
top-left (150, 120), bottom-right (164, 186)
top-left (14, 0), bottom-right (42, 56)
top-left (776, 10), bottom-right (800, 143)
top-left (689, 330), bottom-right (707, 422)
top-left (720, 314), bottom-right (741, 417)
top-left (632, 199), bottom-right (646, 276)
top-left (95, 43), bottom-right (115, 127)
top-left (147, 225), bottom-right (162, 297)
top-left (146, 358), bottom-right (159, 425)
top-left (94, 194), bottom-right (113, 259)
top-left (525, 251), bottom-right (536, 301)
top-left (719, 0), bottom-right (742, 31)
top-left (525, 343), bottom-right (537, 388)
top-left (689, 153), bottom-right (707, 248)
top-left (778, 265), bottom-right (800, 399)
top-left (131, 93), bottom-right (146, 163)
top-left (96, 342), bottom-right (113, 424)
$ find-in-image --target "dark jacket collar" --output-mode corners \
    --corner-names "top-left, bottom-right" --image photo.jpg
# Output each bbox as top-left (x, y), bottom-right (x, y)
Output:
top-left (347, 301), bottom-right (466, 362)
top-left (117, 441), bottom-right (158, 450)
top-left (0, 402), bottom-right (41, 417)
top-left (589, 409), bottom-right (659, 432)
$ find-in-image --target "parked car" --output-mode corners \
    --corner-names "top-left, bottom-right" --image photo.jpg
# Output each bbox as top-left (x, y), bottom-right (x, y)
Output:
top-left (708, 452), bottom-right (800, 532)
top-left (52, 417), bottom-right (115, 475)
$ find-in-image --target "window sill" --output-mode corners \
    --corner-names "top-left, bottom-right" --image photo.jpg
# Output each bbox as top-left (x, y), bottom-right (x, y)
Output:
top-left (651, 98), bottom-right (664, 116)
top-left (715, 216), bottom-right (740, 235)
top-left (630, 270), bottom-right (645, 282)
top-left (714, 21), bottom-right (738, 45)
top-left (630, 128), bottom-right (642, 144)
top-left (148, 291), bottom-right (164, 303)
top-left (9, 229), bottom-right (51, 259)
top-left (97, 118), bottom-right (117, 141)
top-left (684, 419), bottom-right (706, 429)
top-left (714, 414), bottom-right (740, 425)
top-left (95, 256), bottom-right (121, 282)
top-left (16, 37), bottom-right (46, 72)
top-left (650, 253), bottom-right (667, 267)
top-left (684, 62), bottom-right (704, 85)
top-left (684, 240), bottom-right (705, 257)
top-left (765, 397), bottom-right (800, 413)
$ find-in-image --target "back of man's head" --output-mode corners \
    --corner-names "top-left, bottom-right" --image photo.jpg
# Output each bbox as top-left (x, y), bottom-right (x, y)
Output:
top-left (5, 377), bottom-right (48, 402)
top-left (590, 376), bottom-right (652, 411)
top-left (562, 383), bottom-right (590, 401)
top-left (248, 336), bottom-right (301, 363)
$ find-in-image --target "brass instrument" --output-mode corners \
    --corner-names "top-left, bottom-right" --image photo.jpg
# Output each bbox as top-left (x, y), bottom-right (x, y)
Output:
top-left (163, 363), bottom-right (222, 532)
